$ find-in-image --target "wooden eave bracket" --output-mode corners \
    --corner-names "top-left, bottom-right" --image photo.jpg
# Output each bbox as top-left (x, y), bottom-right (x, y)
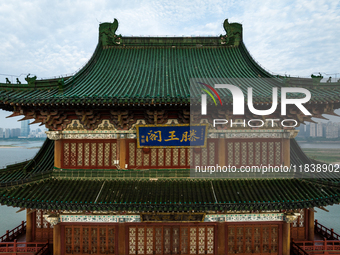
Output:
top-left (16, 208), bottom-right (25, 213)
top-left (27, 209), bottom-right (37, 215)
top-left (317, 206), bottom-right (329, 212)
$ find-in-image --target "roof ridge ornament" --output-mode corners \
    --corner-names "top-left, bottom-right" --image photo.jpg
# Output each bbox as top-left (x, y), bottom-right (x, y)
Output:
top-left (220, 19), bottom-right (242, 47)
top-left (99, 18), bottom-right (122, 46)
top-left (25, 73), bottom-right (37, 86)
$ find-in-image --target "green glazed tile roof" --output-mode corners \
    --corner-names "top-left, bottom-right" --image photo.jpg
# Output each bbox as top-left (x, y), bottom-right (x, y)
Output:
top-left (0, 138), bottom-right (54, 187)
top-left (0, 33), bottom-right (340, 105)
top-left (0, 178), bottom-right (339, 212)
top-left (1, 138), bottom-right (340, 211)
top-left (1, 138), bottom-right (340, 186)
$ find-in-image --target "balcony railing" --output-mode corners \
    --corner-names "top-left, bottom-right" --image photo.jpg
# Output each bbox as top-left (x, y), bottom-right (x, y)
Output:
top-left (292, 220), bottom-right (340, 254)
top-left (315, 219), bottom-right (340, 240)
top-left (0, 221), bottom-right (26, 242)
top-left (292, 239), bottom-right (340, 254)
top-left (0, 240), bottom-right (48, 254)
top-left (291, 240), bottom-right (309, 255)
top-left (34, 242), bottom-right (49, 255)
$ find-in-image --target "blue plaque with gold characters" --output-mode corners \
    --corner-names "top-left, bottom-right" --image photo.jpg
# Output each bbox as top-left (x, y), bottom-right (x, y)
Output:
top-left (136, 124), bottom-right (208, 148)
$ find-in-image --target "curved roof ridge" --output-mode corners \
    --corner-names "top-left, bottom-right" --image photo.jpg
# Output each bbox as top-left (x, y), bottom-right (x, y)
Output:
top-left (0, 19), bottom-right (340, 106)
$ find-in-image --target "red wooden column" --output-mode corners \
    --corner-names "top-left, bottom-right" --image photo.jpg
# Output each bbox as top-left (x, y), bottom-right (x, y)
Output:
top-left (308, 209), bottom-right (315, 241)
top-left (282, 222), bottom-right (290, 255)
top-left (217, 222), bottom-right (225, 255)
top-left (26, 209), bottom-right (33, 242)
top-left (119, 137), bottom-right (126, 169)
top-left (282, 138), bottom-right (290, 167)
top-left (26, 209), bottom-right (32, 242)
top-left (53, 223), bottom-right (61, 255)
top-left (54, 140), bottom-right (62, 168)
top-left (218, 137), bottom-right (226, 167)
top-left (119, 223), bottom-right (126, 255)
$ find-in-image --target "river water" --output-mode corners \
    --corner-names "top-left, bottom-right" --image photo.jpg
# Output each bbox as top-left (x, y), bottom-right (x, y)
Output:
top-left (299, 142), bottom-right (340, 149)
top-left (0, 140), bottom-right (43, 233)
top-left (0, 140), bottom-right (339, 234)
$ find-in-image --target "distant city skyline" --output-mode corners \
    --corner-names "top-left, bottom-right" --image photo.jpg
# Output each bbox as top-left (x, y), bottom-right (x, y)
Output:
top-left (296, 120), bottom-right (340, 139)
top-left (0, 125), bottom-right (46, 139)
top-left (0, 110), bottom-right (44, 130)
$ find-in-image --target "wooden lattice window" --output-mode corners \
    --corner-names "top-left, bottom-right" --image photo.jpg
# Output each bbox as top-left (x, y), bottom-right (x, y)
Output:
top-left (64, 225), bottom-right (117, 254)
top-left (126, 139), bottom-right (218, 169)
top-left (226, 139), bottom-right (282, 167)
top-left (291, 209), bottom-right (307, 241)
top-left (227, 224), bottom-right (279, 255)
top-left (62, 140), bottom-right (117, 169)
top-left (128, 224), bottom-right (215, 255)
top-left (126, 140), bottom-right (191, 169)
top-left (35, 210), bottom-right (51, 229)
top-left (33, 210), bottom-right (53, 241)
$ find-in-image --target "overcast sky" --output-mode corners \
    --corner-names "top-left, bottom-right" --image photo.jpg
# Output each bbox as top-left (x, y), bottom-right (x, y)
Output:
top-left (0, 0), bottom-right (339, 128)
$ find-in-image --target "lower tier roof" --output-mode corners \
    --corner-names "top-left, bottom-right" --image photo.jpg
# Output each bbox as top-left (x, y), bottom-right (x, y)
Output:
top-left (0, 178), bottom-right (339, 212)
top-left (1, 138), bottom-right (340, 212)
top-left (0, 138), bottom-right (54, 187)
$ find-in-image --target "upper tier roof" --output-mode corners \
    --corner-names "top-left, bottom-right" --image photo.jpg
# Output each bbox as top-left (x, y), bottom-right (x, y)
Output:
top-left (0, 19), bottom-right (339, 106)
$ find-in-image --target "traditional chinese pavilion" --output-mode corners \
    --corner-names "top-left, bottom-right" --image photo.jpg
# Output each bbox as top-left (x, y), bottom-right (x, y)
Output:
top-left (1, 19), bottom-right (340, 255)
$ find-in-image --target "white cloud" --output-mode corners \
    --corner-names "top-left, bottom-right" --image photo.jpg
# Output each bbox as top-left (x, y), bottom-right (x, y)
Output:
top-left (239, 0), bottom-right (340, 76)
top-left (1, 0), bottom-right (337, 79)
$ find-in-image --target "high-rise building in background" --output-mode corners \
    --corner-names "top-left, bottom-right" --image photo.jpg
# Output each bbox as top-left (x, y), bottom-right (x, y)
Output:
top-left (296, 124), bottom-right (306, 137)
top-left (310, 123), bottom-right (316, 137)
top-left (5, 128), bottom-right (10, 138)
top-left (316, 122), bottom-right (323, 137)
top-left (306, 123), bottom-right (310, 137)
top-left (325, 121), bottom-right (339, 138)
top-left (10, 128), bottom-right (20, 138)
top-left (20, 120), bottom-right (30, 137)
top-left (0, 128), bottom-right (3, 138)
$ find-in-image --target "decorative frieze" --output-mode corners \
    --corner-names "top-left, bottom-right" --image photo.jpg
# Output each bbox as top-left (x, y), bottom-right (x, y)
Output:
top-left (204, 213), bottom-right (284, 222)
top-left (141, 213), bottom-right (205, 222)
top-left (46, 131), bottom-right (120, 140)
top-left (46, 119), bottom-right (294, 140)
top-left (43, 212), bottom-right (295, 224)
top-left (223, 131), bottom-right (290, 139)
top-left (46, 131), bottom-right (62, 140)
top-left (210, 129), bottom-right (295, 139)
top-left (60, 214), bottom-right (141, 223)
top-left (47, 127), bottom-right (293, 140)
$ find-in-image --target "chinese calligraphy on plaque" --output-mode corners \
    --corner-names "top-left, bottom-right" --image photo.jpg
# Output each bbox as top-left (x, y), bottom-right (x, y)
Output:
top-left (137, 125), bottom-right (207, 148)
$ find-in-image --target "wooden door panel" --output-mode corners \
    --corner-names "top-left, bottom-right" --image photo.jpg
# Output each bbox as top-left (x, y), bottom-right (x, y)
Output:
top-left (291, 209), bottom-right (307, 240)
top-left (128, 225), bottom-right (215, 255)
top-left (227, 224), bottom-right (278, 255)
top-left (64, 225), bottom-right (117, 254)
